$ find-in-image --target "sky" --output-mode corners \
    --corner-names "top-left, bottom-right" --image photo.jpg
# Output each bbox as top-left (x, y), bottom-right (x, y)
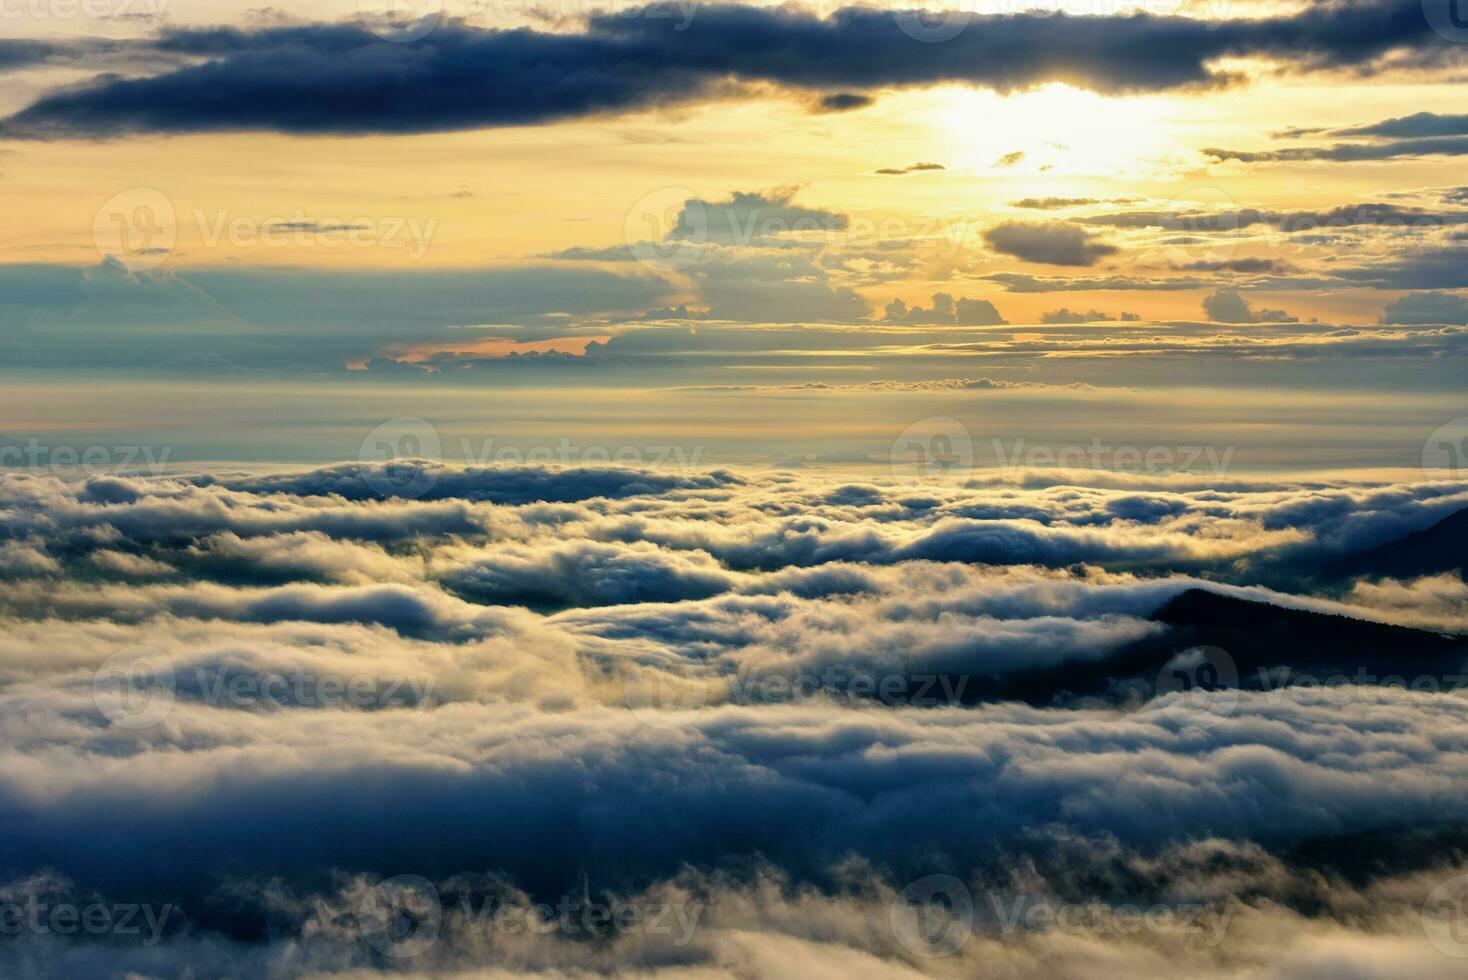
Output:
top-left (2, 0), bottom-right (1468, 473)
top-left (3, 0), bottom-right (1468, 382)
top-left (4, 3), bottom-right (1468, 979)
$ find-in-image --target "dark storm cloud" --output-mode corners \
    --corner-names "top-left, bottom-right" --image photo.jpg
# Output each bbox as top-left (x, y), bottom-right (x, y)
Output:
top-left (1335, 245), bottom-right (1468, 289)
top-left (814, 91), bottom-right (872, 112)
top-left (1335, 110), bottom-right (1468, 138)
top-left (1204, 136), bottom-right (1468, 162)
top-left (985, 272), bottom-right (1211, 292)
top-left (983, 220), bottom-right (1119, 267)
top-left (1381, 291), bottom-right (1468, 324)
top-left (0, 0), bottom-right (1458, 138)
top-left (0, 39), bottom-right (57, 72)
top-left (1176, 258), bottom-right (1286, 273)
top-left (1085, 203), bottom-right (1468, 233)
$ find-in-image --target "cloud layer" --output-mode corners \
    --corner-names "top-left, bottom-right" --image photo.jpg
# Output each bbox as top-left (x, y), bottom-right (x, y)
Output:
top-left (1, 1), bottom-right (1458, 138)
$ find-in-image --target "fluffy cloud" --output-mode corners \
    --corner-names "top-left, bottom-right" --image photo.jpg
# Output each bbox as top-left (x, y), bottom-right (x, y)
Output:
top-left (3, 2), bottom-right (1457, 138)
top-left (983, 221), bottom-right (1119, 267)
top-left (1203, 290), bottom-right (1298, 324)
top-left (1381, 291), bottom-right (1468, 325)
top-left (881, 292), bottom-right (1007, 325)
top-left (3, 461), bottom-right (1468, 974)
top-left (1041, 308), bottom-right (1140, 324)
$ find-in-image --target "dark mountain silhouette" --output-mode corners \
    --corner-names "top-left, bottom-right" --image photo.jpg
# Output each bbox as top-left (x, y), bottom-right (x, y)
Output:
top-left (1151, 587), bottom-right (1466, 673)
top-left (1326, 506), bottom-right (1468, 583)
top-left (920, 588), bottom-right (1468, 707)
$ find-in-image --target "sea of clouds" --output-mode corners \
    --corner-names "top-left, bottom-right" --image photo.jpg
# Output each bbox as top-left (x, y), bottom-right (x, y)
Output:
top-left (2, 460), bottom-right (1467, 977)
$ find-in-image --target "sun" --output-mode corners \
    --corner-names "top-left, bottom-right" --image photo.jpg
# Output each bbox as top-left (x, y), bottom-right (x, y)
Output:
top-left (933, 84), bottom-right (1178, 180)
